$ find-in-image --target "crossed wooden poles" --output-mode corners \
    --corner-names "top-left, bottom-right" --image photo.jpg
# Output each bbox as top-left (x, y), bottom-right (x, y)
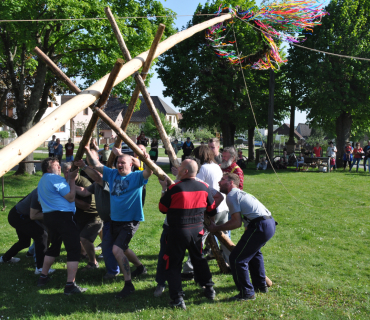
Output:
top-left (33, 8), bottom-right (271, 284)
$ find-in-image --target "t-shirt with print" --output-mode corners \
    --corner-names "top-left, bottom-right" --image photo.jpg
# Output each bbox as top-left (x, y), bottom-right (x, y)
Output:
top-left (103, 167), bottom-right (148, 222)
top-left (37, 173), bottom-right (75, 213)
top-left (65, 143), bottom-right (74, 156)
top-left (226, 188), bottom-right (271, 227)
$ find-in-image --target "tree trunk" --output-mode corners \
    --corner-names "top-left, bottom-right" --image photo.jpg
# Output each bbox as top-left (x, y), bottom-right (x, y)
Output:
top-left (15, 126), bottom-right (34, 175)
top-left (220, 121), bottom-right (236, 147)
top-left (336, 111), bottom-right (352, 168)
top-left (248, 127), bottom-right (255, 160)
top-left (267, 69), bottom-right (275, 161)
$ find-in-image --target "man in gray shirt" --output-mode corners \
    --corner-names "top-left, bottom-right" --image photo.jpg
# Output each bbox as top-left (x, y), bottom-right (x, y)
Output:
top-left (208, 173), bottom-right (276, 301)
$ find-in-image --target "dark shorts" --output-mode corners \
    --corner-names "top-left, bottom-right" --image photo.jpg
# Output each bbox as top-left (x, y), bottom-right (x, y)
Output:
top-left (43, 211), bottom-right (81, 262)
top-left (79, 220), bottom-right (103, 243)
top-left (110, 221), bottom-right (140, 251)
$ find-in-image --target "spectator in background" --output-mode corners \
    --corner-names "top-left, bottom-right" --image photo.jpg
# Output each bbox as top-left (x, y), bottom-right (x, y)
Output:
top-left (54, 138), bottom-right (63, 163)
top-left (99, 144), bottom-right (111, 165)
top-left (65, 138), bottom-right (74, 162)
top-left (326, 141), bottom-right (337, 171)
top-left (137, 131), bottom-right (148, 146)
top-left (343, 141), bottom-right (353, 171)
top-left (89, 138), bottom-right (99, 152)
top-left (182, 137), bottom-right (194, 161)
top-left (208, 138), bottom-right (222, 164)
top-left (350, 142), bottom-right (363, 172)
top-left (363, 141), bottom-right (370, 172)
top-left (295, 153), bottom-right (305, 171)
top-left (48, 135), bottom-right (56, 157)
top-left (150, 138), bottom-right (159, 163)
top-left (256, 157), bottom-right (268, 170)
top-left (313, 143), bottom-right (322, 157)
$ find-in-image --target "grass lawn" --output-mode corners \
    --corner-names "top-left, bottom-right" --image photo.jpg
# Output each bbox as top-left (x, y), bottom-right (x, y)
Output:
top-left (0, 164), bottom-right (369, 319)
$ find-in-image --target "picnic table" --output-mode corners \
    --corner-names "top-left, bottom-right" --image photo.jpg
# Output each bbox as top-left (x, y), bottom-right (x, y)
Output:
top-left (299, 157), bottom-right (330, 172)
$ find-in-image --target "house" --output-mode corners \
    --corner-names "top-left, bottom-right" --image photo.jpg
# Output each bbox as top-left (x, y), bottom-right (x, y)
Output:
top-left (98, 96), bottom-right (179, 142)
top-left (296, 123), bottom-right (312, 139)
top-left (273, 123), bottom-right (304, 140)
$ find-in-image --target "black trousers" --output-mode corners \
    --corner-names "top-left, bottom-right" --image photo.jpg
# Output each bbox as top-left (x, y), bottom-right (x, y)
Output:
top-left (165, 223), bottom-right (213, 300)
top-left (3, 207), bottom-right (48, 268)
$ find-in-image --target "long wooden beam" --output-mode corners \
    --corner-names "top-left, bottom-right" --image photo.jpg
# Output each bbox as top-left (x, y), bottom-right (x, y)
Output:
top-left (106, 22), bottom-right (166, 168)
top-left (0, 13), bottom-right (233, 177)
top-left (105, 7), bottom-right (180, 169)
top-left (93, 107), bottom-right (174, 183)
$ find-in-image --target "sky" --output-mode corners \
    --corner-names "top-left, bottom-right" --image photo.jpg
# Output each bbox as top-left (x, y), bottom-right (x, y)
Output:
top-left (147, 0), bottom-right (307, 126)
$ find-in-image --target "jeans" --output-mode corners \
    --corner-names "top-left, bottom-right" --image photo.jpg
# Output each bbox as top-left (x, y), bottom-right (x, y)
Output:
top-left (101, 221), bottom-right (120, 275)
top-left (350, 158), bottom-right (361, 172)
top-left (364, 158), bottom-right (370, 172)
top-left (66, 155), bottom-right (74, 162)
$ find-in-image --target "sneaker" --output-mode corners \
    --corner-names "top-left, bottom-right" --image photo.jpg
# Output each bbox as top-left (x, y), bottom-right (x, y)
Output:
top-left (103, 272), bottom-right (119, 280)
top-left (204, 286), bottom-right (216, 300)
top-left (131, 265), bottom-right (147, 277)
top-left (81, 261), bottom-right (99, 271)
top-left (64, 283), bottom-right (87, 296)
top-left (94, 243), bottom-right (102, 251)
top-left (154, 284), bottom-right (165, 297)
top-left (229, 293), bottom-right (256, 301)
top-left (37, 275), bottom-right (51, 287)
top-left (255, 286), bottom-right (268, 293)
top-left (115, 284), bottom-right (135, 299)
top-left (35, 267), bottom-right (55, 275)
top-left (0, 256), bottom-right (20, 263)
top-left (181, 272), bottom-right (194, 281)
top-left (169, 298), bottom-right (186, 310)
top-left (26, 252), bottom-right (34, 258)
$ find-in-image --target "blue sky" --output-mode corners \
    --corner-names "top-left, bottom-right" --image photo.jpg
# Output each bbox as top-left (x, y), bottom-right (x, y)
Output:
top-left (147, 0), bottom-right (307, 125)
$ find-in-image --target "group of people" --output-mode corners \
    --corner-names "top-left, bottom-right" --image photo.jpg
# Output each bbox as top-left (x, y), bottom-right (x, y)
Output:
top-left (1, 136), bottom-right (276, 309)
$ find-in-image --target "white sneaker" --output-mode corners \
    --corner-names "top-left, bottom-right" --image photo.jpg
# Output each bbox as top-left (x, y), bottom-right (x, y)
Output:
top-left (0, 256), bottom-right (20, 263)
top-left (35, 267), bottom-right (56, 275)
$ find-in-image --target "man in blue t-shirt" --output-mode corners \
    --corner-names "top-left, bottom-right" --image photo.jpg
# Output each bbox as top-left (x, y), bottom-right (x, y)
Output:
top-left (36, 157), bottom-right (87, 296)
top-left (83, 145), bottom-right (153, 299)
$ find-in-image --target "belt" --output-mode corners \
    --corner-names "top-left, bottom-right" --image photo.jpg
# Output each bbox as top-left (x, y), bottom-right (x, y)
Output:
top-left (248, 216), bottom-right (275, 228)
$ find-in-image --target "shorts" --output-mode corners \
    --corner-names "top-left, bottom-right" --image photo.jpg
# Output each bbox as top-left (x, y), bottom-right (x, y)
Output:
top-left (79, 220), bottom-right (103, 243)
top-left (111, 221), bottom-right (140, 251)
top-left (43, 211), bottom-right (81, 262)
top-left (66, 155), bottom-right (74, 162)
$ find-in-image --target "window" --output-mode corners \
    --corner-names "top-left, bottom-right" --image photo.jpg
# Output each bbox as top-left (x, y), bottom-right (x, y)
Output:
top-left (56, 125), bottom-right (65, 132)
top-left (83, 108), bottom-right (88, 115)
top-left (76, 128), bottom-right (83, 137)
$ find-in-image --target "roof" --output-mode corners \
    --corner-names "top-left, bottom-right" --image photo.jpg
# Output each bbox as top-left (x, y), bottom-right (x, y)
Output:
top-left (98, 96), bottom-right (178, 129)
top-left (273, 123), bottom-right (303, 140)
top-left (296, 123), bottom-right (311, 138)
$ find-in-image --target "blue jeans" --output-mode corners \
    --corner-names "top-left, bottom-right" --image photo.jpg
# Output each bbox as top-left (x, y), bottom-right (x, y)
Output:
top-left (156, 224), bottom-right (169, 287)
top-left (101, 221), bottom-right (120, 275)
top-left (66, 155), bottom-right (74, 162)
top-left (350, 158), bottom-right (361, 172)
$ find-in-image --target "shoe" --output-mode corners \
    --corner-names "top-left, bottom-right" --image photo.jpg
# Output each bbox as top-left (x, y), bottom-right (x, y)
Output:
top-left (103, 272), bottom-right (119, 280)
top-left (81, 261), bottom-right (99, 271)
top-left (229, 293), bottom-right (256, 301)
top-left (35, 267), bottom-right (55, 275)
top-left (64, 283), bottom-right (87, 295)
top-left (181, 272), bottom-right (194, 281)
top-left (204, 286), bottom-right (216, 300)
top-left (169, 298), bottom-right (186, 310)
top-left (26, 252), bottom-right (34, 258)
top-left (97, 253), bottom-right (104, 259)
top-left (154, 284), bottom-right (165, 297)
top-left (37, 275), bottom-right (51, 287)
top-left (115, 284), bottom-right (135, 299)
top-left (131, 265), bottom-right (147, 277)
top-left (255, 286), bottom-right (268, 293)
top-left (0, 256), bottom-right (20, 263)
top-left (94, 243), bottom-right (102, 251)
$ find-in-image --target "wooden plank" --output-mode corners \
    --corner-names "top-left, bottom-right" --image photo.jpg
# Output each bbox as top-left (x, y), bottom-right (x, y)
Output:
top-left (206, 234), bottom-right (230, 274)
top-left (0, 13), bottom-right (233, 177)
top-left (106, 21), bottom-right (166, 168)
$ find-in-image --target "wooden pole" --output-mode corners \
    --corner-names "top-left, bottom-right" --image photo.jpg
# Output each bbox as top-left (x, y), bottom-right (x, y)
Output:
top-left (106, 23), bottom-right (166, 168)
top-left (206, 235), bottom-right (229, 274)
top-left (0, 13), bottom-right (233, 177)
top-left (267, 69), bottom-right (275, 161)
top-left (105, 7), bottom-right (180, 169)
top-left (93, 107), bottom-right (174, 183)
top-left (70, 59), bottom-right (124, 170)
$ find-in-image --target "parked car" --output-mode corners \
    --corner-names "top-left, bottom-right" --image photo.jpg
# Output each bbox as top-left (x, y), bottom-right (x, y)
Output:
top-left (98, 142), bottom-right (134, 159)
top-left (235, 137), bottom-right (248, 145)
top-left (254, 141), bottom-right (263, 147)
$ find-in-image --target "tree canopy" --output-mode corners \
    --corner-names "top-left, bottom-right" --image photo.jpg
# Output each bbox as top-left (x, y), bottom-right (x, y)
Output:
top-left (0, 0), bottom-right (176, 173)
top-left (141, 112), bottom-right (174, 140)
top-left (157, 0), bottom-right (289, 147)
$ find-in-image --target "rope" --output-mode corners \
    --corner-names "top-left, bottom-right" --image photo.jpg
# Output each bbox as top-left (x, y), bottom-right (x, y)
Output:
top-left (231, 24), bottom-right (314, 208)
top-left (236, 16), bottom-right (370, 62)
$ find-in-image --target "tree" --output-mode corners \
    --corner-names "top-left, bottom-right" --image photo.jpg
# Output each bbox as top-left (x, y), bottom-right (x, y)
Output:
top-left (0, 0), bottom-right (176, 173)
top-left (157, 0), bottom-right (289, 147)
top-left (194, 128), bottom-right (214, 142)
top-left (126, 123), bottom-right (141, 138)
top-left (141, 112), bottom-right (174, 140)
top-left (286, 0), bottom-right (370, 166)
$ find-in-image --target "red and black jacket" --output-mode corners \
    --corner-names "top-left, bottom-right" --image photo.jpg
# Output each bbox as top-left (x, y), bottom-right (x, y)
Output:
top-left (159, 178), bottom-right (216, 227)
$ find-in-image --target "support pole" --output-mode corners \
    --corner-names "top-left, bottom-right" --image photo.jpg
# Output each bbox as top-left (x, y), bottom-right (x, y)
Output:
top-left (93, 107), bottom-right (174, 184)
top-left (206, 236), bottom-right (229, 274)
top-left (105, 7), bottom-right (180, 169)
top-left (106, 22), bottom-right (166, 168)
top-left (267, 69), bottom-right (275, 161)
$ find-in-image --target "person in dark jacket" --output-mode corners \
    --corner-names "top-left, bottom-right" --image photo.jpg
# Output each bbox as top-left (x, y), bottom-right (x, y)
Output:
top-left (181, 137), bottom-right (194, 161)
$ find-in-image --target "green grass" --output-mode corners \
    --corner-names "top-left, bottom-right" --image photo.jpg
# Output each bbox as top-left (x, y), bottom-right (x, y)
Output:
top-left (0, 165), bottom-right (369, 319)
